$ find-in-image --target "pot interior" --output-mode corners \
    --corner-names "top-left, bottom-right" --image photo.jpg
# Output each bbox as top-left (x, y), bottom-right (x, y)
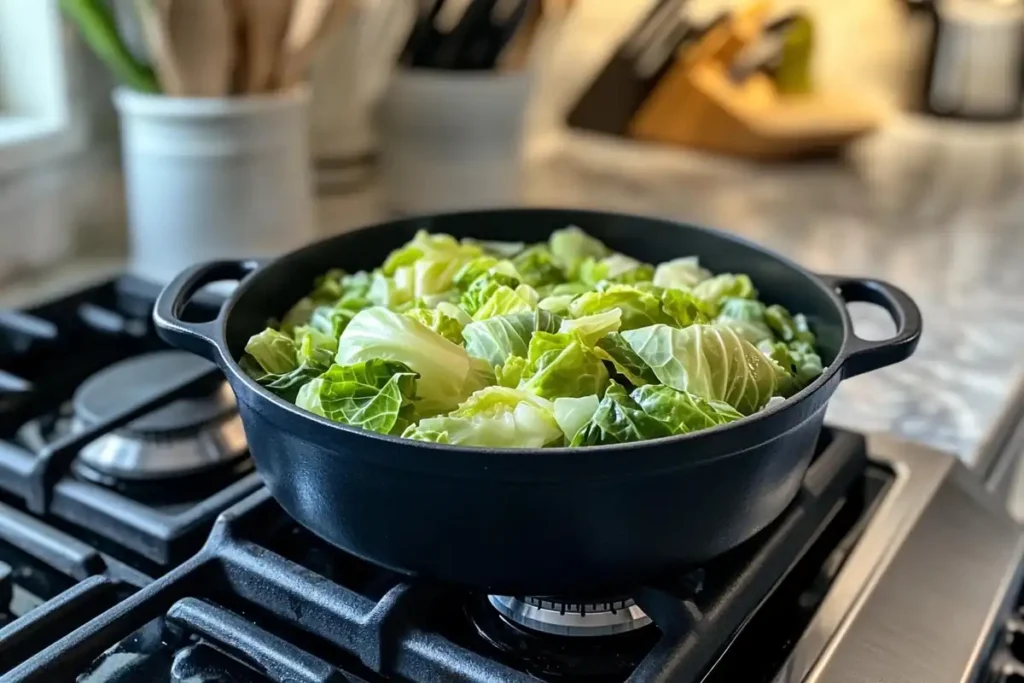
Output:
top-left (222, 209), bottom-right (847, 366)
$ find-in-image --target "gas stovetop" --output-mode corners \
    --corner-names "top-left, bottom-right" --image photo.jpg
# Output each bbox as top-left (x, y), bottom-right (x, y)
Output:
top-left (1, 427), bottom-right (879, 683)
top-left (1, 277), bottom-right (1024, 683)
top-left (0, 277), bottom-right (262, 675)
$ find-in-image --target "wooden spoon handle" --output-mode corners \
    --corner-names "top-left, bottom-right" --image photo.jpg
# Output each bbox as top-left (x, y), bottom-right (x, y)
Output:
top-left (239, 0), bottom-right (293, 93)
top-left (276, 0), bottom-right (351, 89)
top-left (164, 0), bottom-right (236, 96)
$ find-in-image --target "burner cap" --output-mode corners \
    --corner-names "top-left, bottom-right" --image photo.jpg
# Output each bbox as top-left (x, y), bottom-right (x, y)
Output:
top-left (73, 351), bottom-right (233, 436)
top-left (72, 351), bottom-right (247, 481)
top-left (488, 595), bottom-right (652, 637)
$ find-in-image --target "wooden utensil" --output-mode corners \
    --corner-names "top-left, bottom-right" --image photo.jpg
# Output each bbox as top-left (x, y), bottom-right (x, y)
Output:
top-left (277, 0), bottom-right (351, 88)
top-left (541, 0), bottom-right (575, 13)
top-left (236, 0), bottom-right (294, 93)
top-left (154, 0), bottom-right (237, 96)
top-left (629, 0), bottom-right (880, 160)
top-left (683, 0), bottom-right (770, 68)
top-left (133, 0), bottom-right (181, 92)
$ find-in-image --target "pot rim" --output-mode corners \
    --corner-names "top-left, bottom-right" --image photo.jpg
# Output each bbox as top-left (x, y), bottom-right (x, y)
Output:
top-left (210, 207), bottom-right (856, 458)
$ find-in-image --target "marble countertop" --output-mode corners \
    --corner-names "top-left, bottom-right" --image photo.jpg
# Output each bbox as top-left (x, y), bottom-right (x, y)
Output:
top-left (527, 120), bottom-right (1024, 462)
top-left (3, 117), bottom-right (1023, 463)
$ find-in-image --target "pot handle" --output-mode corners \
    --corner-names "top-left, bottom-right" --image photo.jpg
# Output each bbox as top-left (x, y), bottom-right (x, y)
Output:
top-left (153, 260), bottom-right (261, 363)
top-left (818, 274), bottom-right (923, 379)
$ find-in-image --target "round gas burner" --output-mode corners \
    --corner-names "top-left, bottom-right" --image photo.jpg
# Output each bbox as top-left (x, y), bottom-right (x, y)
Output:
top-left (487, 595), bottom-right (652, 637)
top-left (466, 595), bottom-right (657, 679)
top-left (71, 351), bottom-right (248, 480)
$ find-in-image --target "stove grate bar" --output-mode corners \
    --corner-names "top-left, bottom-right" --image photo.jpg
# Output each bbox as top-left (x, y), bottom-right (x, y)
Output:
top-left (2, 554), bottom-right (213, 682)
top-left (75, 303), bottom-right (139, 337)
top-left (0, 311), bottom-right (58, 342)
top-left (0, 499), bottom-right (104, 580)
top-left (218, 536), bottom-right (530, 682)
top-left (399, 625), bottom-right (536, 683)
top-left (626, 429), bottom-right (867, 682)
top-left (360, 581), bottom-right (532, 681)
top-left (166, 597), bottom-right (351, 683)
top-left (0, 369), bottom-right (31, 393)
top-left (166, 471), bottom-right (265, 536)
top-left (5, 528), bottom-right (530, 683)
top-left (219, 537), bottom-right (386, 645)
top-left (0, 441), bottom-right (37, 498)
top-left (48, 471), bottom-right (263, 566)
top-left (0, 575), bottom-right (131, 676)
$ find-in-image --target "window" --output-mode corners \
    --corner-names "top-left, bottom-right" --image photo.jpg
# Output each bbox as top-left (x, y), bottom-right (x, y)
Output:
top-left (0, 0), bottom-right (85, 176)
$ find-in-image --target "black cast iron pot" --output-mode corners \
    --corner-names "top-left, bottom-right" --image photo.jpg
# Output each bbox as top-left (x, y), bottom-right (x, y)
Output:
top-left (154, 209), bottom-right (921, 596)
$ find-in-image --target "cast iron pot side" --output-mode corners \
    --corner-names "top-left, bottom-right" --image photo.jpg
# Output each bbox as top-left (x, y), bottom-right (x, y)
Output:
top-left (154, 208), bottom-right (921, 595)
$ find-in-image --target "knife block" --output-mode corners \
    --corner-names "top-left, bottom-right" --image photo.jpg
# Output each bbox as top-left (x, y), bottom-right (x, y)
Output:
top-left (629, 57), bottom-right (879, 160)
top-left (627, 0), bottom-right (880, 160)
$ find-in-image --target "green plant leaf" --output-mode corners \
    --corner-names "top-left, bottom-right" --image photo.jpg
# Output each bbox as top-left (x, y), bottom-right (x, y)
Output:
top-left (537, 294), bottom-right (576, 315)
top-left (715, 297), bottom-right (773, 344)
top-left (453, 256), bottom-right (500, 291)
top-left (244, 329), bottom-right (297, 374)
top-left (620, 323), bottom-right (786, 414)
top-left (569, 284), bottom-right (674, 331)
top-left (403, 387), bottom-right (561, 448)
top-left (462, 238), bottom-right (526, 259)
top-left (631, 385), bottom-right (742, 434)
top-left (765, 304), bottom-right (816, 345)
top-left (661, 288), bottom-right (712, 328)
top-left (519, 331), bottom-right (609, 399)
top-left (511, 245), bottom-right (566, 288)
top-left (460, 272), bottom-right (522, 316)
top-left (578, 253), bottom-right (654, 286)
top-left (335, 307), bottom-right (477, 416)
top-left (652, 256), bottom-right (712, 290)
top-left (296, 359), bottom-right (418, 435)
top-left (496, 356), bottom-right (528, 388)
top-left (570, 383), bottom-right (671, 446)
top-left (549, 225), bottom-right (610, 278)
top-left (240, 356), bottom-right (322, 403)
top-left (403, 301), bottom-right (470, 344)
top-left (692, 274), bottom-right (757, 314)
top-left (472, 284), bottom-right (539, 321)
top-left (382, 230), bottom-right (481, 275)
top-left (242, 225), bottom-right (827, 447)
top-left (594, 333), bottom-right (659, 387)
top-left (557, 309), bottom-right (622, 347)
top-left (758, 339), bottom-right (824, 393)
top-left (462, 310), bottom-right (562, 368)
top-left (553, 394), bottom-right (600, 442)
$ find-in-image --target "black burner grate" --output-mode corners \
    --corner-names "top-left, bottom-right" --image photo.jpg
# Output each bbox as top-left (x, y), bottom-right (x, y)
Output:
top-left (4, 428), bottom-right (890, 683)
top-left (0, 500), bottom-right (144, 676)
top-left (0, 277), bottom-right (262, 675)
top-left (0, 277), bottom-right (260, 572)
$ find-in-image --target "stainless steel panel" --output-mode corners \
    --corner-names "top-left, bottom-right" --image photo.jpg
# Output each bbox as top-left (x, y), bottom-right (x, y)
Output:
top-left (787, 435), bottom-right (1024, 683)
